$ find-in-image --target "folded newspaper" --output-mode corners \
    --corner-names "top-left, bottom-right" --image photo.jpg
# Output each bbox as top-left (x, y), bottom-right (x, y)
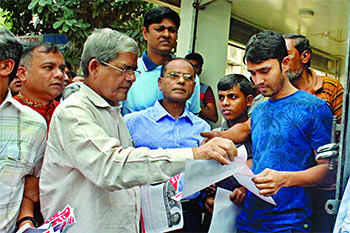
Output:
top-left (16, 205), bottom-right (75, 233)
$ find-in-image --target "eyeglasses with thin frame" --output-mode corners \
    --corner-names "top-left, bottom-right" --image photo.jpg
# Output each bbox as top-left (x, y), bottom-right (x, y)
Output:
top-left (165, 71), bottom-right (195, 81)
top-left (100, 60), bottom-right (141, 76)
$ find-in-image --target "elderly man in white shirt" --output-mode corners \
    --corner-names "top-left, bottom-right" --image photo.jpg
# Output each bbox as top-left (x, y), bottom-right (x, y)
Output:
top-left (39, 28), bottom-right (236, 233)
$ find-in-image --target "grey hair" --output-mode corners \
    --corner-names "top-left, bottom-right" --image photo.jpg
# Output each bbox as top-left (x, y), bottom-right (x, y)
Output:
top-left (81, 28), bottom-right (139, 77)
top-left (0, 28), bottom-right (23, 82)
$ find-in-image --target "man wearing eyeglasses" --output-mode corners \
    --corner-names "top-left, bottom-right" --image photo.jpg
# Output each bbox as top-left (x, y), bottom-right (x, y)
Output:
top-left (39, 29), bottom-right (236, 233)
top-left (124, 58), bottom-right (209, 232)
top-left (121, 6), bottom-right (201, 116)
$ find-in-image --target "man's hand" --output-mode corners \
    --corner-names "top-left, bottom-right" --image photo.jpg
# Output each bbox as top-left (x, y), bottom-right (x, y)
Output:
top-left (200, 131), bottom-right (221, 144)
top-left (229, 187), bottom-right (247, 204)
top-left (204, 196), bottom-right (215, 213)
top-left (252, 168), bottom-right (289, 197)
top-left (192, 137), bottom-right (237, 164)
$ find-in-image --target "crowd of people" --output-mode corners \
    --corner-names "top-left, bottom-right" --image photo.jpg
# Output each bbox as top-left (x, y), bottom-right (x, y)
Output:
top-left (0, 4), bottom-right (346, 233)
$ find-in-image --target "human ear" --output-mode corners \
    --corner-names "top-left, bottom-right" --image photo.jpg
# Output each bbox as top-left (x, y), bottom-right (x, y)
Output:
top-left (282, 56), bottom-right (289, 73)
top-left (17, 65), bottom-right (27, 83)
top-left (142, 27), bottom-right (148, 41)
top-left (88, 59), bottom-right (100, 78)
top-left (158, 77), bottom-right (163, 90)
top-left (0, 59), bottom-right (15, 77)
top-left (301, 50), bottom-right (311, 65)
top-left (246, 94), bottom-right (254, 107)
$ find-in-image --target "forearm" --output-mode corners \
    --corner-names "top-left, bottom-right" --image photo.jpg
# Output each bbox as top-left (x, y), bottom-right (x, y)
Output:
top-left (17, 197), bottom-right (35, 228)
top-left (217, 120), bottom-right (251, 144)
top-left (283, 162), bottom-right (331, 188)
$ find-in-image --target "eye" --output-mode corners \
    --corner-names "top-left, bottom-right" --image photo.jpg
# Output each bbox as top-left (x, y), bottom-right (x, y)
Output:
top-left (228, 94), bottom-right (237, 99)
top-left (218, 95), bottom-right (224, 100)
top-left (44, 65), bottom-right (54, 70)
top-left (183, 74), bottom-right (194, 80)
top-left (168, 72), bottom-right (180, 78)
top-left (168, 28), bottom-right (177, 33)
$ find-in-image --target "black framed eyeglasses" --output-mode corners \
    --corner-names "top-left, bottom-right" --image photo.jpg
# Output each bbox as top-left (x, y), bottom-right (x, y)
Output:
top-left (100, 60), bottom-right (141, 76)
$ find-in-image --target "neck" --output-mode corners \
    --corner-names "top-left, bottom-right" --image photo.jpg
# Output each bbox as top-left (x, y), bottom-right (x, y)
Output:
top-left (161, 99), bottom-right (186, 119)
top-left (18, 90), bottom-right (51, 107)
top-left (271, 77), bottom-right (298, 100)
top-left (0, 77), bottom-right (9, 105)
top-left (291, 69), bottom-right (314, 92)
top-left (146, 49), bottom-right (171, 66)
top-left (227, 115), bottom-right (248, 128)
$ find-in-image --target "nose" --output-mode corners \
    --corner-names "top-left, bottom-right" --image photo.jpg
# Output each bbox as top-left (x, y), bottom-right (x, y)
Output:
top-left (163, 29), bottom-right (170, 38)
top-left (125, 73), bottom-right (136, 83)
top-left (221, 96), bottom-right (229, 106)
top-left (252, 74), bottom-right (264, 86)
top-left (55, 68), bottom-right (65, 80)
top-left (176, 74), bottom-right (186, 84)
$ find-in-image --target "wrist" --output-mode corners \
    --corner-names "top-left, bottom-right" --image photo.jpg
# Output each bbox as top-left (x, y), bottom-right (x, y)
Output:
top-left (17, 216), bottom-right (38, 228)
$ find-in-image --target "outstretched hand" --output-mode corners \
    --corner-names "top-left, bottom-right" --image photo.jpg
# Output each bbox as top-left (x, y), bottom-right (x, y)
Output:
top-left (192, 137), bottom-right (237, 165)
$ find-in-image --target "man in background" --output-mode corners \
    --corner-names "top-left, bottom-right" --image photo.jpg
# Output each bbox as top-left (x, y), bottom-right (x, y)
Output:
top-left (185, 52), bottom-right (218, 123)
top-left (122, 6), bottom-right (200, 115)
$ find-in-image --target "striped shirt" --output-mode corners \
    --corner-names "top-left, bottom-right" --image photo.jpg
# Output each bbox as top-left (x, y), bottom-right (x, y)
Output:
top-left (314, 75), bottom-right (344, 123)
top-left (0, 90), bottom-right (47, 232)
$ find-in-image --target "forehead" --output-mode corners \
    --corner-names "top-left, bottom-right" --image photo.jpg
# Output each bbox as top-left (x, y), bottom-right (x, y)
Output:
top-left (285, 38), bottom-right (297, 51)
top-left (187, 59), bottom-right (199, 66)
top-left (247, 59), bottom-right (279, 71)
top-left (166, 60), bottom-right (194, 74)
top-left (31, 46), bottom-right (64, 63)
top-left (218, 86), bottom-right (243, 96)
top-left (150, 18), bottom-right (177, 28)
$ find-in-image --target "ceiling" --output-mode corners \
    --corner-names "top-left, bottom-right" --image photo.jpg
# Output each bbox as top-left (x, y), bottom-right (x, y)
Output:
top-left (147, 0), bottom-right (350, 58)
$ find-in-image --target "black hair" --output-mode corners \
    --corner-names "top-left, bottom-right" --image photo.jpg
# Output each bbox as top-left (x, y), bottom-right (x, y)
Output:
top-left (20, 41), bottom-right (61, 67)
top-left (184, 53), bottom-right (204, 67)
top-left (144, 6), bottom-right (180, 30)
top-left (160, 57), bottom-right (195, 77)
top-left (283, 33), bottom-right (312, 67)
top-left (217, 73), bottom-right (255, 97)
top-left (0, 28), bottom-right (23, 83)
top-left (244, 30), bottom-right (287, 65)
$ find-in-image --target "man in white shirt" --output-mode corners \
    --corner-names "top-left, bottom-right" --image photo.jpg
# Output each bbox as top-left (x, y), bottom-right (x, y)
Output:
top-left (39, 28), bottom-right (236, 233)
top-left (0, 28), bottom-right (47, 232)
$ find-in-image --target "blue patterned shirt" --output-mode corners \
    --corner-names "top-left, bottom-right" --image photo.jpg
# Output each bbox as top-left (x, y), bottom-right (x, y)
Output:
top-left (236, 90), bottom-right (333, 232)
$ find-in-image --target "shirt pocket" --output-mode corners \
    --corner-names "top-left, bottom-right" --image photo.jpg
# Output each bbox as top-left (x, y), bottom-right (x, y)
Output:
top-left (0, 145), bottom-right (31, 187)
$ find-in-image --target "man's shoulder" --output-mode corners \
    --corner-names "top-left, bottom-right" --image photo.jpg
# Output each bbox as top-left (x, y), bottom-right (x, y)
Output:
top-left (321, 76), bottom-right (344, 89)
top-left (186, 110), bottom-right (211, 130)
top-left (124, 106), bottom-right (154, 123)
top-left (9, 98), bottom-right (47, 126)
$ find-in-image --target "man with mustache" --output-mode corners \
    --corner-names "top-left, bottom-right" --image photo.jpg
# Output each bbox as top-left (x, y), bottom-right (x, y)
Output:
top-left (283, 33), bottom-right (343, 123)
top-left (14, 42), bottom-right (66, 127)
top-left (125, 58), bottom-right (209, 232)
top-left (122, 6), bottom-right (200, 116)
top-left (39, 28), bottom-right (236, 233)
top-left (283, 33), bottom-right (344, 233)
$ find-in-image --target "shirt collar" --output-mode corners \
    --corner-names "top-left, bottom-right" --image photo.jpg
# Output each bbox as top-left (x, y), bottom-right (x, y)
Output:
top-left (141, 51), bottom-right (159, 71)
top-left (153, 100), bottom-right (194, 125)
top-left (81, 85), bottom-right (122, 109)
top-left (0, 89), bottom-right (12, 108)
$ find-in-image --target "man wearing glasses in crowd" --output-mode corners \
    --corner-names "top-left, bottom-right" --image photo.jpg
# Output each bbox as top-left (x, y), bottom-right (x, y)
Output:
top-left (39, 28), bottom-right (236, 233)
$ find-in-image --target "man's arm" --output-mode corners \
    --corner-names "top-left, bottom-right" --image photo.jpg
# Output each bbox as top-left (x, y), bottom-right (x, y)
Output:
top-left (17, 176), bottom-right (39, 228)
top-left (200, 102), bottom-right (218, 123)
top-left (201, 119), bottom-right (251, 144)
top-left (253, 159), bottom-right (332, 197)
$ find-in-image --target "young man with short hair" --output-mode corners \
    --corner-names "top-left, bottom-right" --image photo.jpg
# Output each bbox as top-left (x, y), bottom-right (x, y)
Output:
top-left (236, 30), bottom-right (333, 232)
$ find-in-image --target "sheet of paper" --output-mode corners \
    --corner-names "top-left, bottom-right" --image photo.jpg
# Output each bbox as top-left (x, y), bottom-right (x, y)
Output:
top-left (234, 166), bottom-right (276, 205)
top-left (182, 146), bottom-right (247, 199)
top-left (16, 205), bottom-right (75, 233)
top-left (208, 187), bottom-right (241, 233)
top-left (141, 182), bottom-right (183, 233)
